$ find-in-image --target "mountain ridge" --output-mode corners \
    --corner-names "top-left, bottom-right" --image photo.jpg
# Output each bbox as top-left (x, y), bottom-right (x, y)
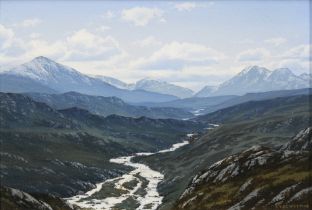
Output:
top-left (24, 91), bottom-right (193, 119)
top-left (92, 76), bottom-right (194, 98)
top-left (196, 66), bottom-right (310, 97)
top-left (0, 56), bottom-right (179, 103)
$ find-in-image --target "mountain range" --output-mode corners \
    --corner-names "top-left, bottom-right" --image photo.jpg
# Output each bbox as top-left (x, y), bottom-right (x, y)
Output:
top-left (93, 76), bottom-right (194, 98)
top-left (1, 57), bottom-right (310, 102)
top-left (196, 66), bottom-right (310, 97)
top-left (0, 56), bottom-right (178, 103)
top-left (93, 67), bottom-right (311, 99)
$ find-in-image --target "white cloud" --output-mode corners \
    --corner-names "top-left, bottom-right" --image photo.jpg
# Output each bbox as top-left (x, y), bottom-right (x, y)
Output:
top-left (282, 44), bottom-right (310, 60)
top-left (121, 7), bottom-right (165, 26)
top-left (134, 36), bottom-right (162, 48)
top-left (235, 45), bottom-right (310, 74)
top-left (152, 42), bottom-right (224, 61)
top-left (102, 10), bottom-right (115, 19)
top-left (0, 23), bottom-right (309, 90)
top-left (64, 29), bottom-right (122, 61)
top-left (0, 24), bottom-right (15, 49)
top-left (174, 2), bottom-right (214, 11)
top-left (29, 33), bottom-right (41, 39)
top-left (0, 26), bottom-right (124, 65)
top-left (277, 59), bottom-right (309, 74)
top-left (264, 37), bottom-right (287, 46)
top-left (15, 18), bottom-right (42, 28)
top-left (174, 2), bottom-right (197, 11)
top-left (237, 48), bottom-right (270, 62)
top-left (236, 39), bottom-right (254, 45)
top-left (27, 39), bottom-right (67, 58)
top-left (133, 41), bottom-right (225, 70)
top-left (276, 44), bottom-right (311, 74)
top-left (96, 25), bottom-right (111, 32)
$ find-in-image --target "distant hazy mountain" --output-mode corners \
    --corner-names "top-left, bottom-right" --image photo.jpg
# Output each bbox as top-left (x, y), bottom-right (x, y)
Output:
top-left (91, 75), bottom-right (131, 90)
top-left (203, 88), bottom-right (311, 114)
top-left (300, 73), bottom-right (312, 84)
top-left (91, 76), bottom-right (194, 99)
top-left (195, 85), bottom-right (217, 97)
top-left (196, 66), bottom-right (309, 97)
top-left (133, 79), bottom-right (194, 98)
top-left (26, 91), bottom-right (193, 119)
top-left (136, 88), bottom-right (310, 116)
top-left (0, 74), bottom-right (57, 94)
top-left (0, 56), bottom-right (178, 103)
top-left (136, 95), bottom-right (236, 111)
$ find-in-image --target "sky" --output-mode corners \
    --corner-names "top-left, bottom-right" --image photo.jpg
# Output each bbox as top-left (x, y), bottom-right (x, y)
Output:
top-left (0, 0), bottom-right (310, 91)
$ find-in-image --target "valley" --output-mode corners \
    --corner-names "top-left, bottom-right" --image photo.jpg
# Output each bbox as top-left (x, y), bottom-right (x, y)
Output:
top-left (0, 92), bottom-right (204, 197)
top-left (0, 56), bottom-right (311, 210)
top-left (0, 0), bottom-right (310, 209)
top-left (66, 138), bottom-right (192, 210)
top-left (134, 94), bottom-right (311, 210)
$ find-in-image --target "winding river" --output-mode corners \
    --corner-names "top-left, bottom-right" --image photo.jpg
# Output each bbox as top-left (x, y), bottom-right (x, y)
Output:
top-left (66, 134), bottom-right (193, 210)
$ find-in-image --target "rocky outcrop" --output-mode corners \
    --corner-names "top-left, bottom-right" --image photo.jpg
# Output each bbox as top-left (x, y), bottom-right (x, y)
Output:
top-left (175, 127), bottom-right (312, 210)
top-left (280, 127), bottom-right (311, 151)
top-left (0, 186), bottom-right (79, 210)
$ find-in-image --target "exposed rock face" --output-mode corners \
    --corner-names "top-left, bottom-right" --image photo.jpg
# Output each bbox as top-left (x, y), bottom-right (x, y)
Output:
top-left (175, 127), bottom-right (312, 210)
top-left (281, 127), bottom-right (312, 151)
top-left (0, 186), bottom-right (78, 210)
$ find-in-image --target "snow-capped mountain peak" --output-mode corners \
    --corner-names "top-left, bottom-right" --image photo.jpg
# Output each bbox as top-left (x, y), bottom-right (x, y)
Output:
top-left (90, 76), bottom-right (194, 98)
top-left (270, 68), bottom-right (294, 77)
top-left (195, 85), bottom-right (218, 97)
top-left (239, 65), bottom-right (271, 76)
top-left (300, 73), bottom-right (312, 82)
top-left (0, 56), bottom-right (179, 103)
top-left (267, 68), bottom-right (306, 89)
top-left (32, 56), bottom-right (55, 63)
top-left (195, 66), bottom-right (310, 97)
top-left (6, 56), bottom-right (81, 82)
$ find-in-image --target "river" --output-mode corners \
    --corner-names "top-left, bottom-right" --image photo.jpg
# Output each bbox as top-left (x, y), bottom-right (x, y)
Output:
top-left (66, 134), bottom-right (194, 210)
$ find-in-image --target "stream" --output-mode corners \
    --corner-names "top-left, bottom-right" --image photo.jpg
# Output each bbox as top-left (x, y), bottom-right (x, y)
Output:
top-left (66, 134), bottom-right (193, 210)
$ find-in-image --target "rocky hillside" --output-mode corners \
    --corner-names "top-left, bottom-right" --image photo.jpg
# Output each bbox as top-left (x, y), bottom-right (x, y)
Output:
top-left (174, 127), bottom-right (312, 210)
top-left (134, 94), bottom-right (310, 210)
top-left (0, 92), bottom-right (203, 197)
top-left (0, 186), bottom-right (79, 210)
